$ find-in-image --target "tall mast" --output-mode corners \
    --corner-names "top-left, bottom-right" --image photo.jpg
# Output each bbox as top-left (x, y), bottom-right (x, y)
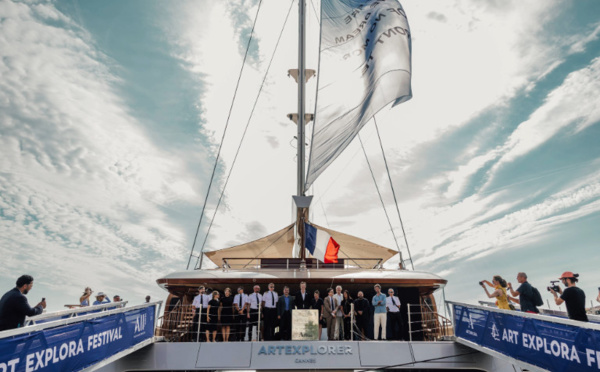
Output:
top-left (296, 0), bottom-right (307, 262)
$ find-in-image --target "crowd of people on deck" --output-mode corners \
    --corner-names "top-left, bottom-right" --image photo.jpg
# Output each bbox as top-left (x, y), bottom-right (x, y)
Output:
top-left (2, 271), bottom-right (598, 334)
top-left (188, 281), bottom-right (407, 342)
top-left (479, 271), bottom-right (595, 322)
top-left (0, 275), bottom-right (153, 331)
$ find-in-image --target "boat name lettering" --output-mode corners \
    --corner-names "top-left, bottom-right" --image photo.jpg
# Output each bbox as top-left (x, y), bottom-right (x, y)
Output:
top-left (257, 345), bottom-right (353, 356)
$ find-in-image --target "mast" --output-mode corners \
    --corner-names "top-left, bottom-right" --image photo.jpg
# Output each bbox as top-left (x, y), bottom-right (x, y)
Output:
top-left (297, 0), bottom-right (307, 262)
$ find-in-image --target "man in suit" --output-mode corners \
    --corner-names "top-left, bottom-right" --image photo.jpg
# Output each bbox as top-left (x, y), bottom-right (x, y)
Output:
top-left (277, 286), bottom-right (295, 340)
top-left (323, 288), bottom-right (338, 341)
top-left (0, 275), bottom-right (46, 331)
top-left (294, 281), bottom-right (311, 310)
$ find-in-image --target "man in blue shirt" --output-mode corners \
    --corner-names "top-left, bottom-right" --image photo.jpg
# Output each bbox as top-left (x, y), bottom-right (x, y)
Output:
top-left (277, 286), bottom-right (295, 340)
top-left (507, 272), bottom-right (539, 313)
top-left (372, 284), bottom-right (387, 340)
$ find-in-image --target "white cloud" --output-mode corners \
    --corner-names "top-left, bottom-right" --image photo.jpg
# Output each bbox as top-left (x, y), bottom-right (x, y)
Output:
top-left (0, 1), bottom-right (202, 307)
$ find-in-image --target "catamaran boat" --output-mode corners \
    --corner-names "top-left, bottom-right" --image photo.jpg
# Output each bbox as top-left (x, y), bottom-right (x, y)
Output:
top-left (2, 1), bottom-right (599, 371)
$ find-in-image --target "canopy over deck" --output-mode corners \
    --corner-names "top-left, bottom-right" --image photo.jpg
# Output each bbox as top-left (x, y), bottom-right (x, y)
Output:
top-left (204, 223), bottom-right (398, 266)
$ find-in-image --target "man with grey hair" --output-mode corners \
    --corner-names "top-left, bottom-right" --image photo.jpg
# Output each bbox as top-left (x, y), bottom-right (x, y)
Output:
top-left (333, 285), bottom-right (344, 340)
top-left (507, 272), bottom-right (539, 313)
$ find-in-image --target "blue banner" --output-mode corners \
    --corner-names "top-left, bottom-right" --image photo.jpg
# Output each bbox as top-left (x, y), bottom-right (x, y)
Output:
top-left (453, 304), bottom-right (600, 372)
top-left (0, 305), bottom-right (155, 372)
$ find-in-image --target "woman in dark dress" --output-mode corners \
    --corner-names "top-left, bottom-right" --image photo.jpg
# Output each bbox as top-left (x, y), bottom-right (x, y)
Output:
top-left (206, 291), bottom-right (220, 342)
top-left (310, 290), bottom-right (324, 340)
top-left (341, 290), bottom-right (353, 340)
top-left (219, 288), bottom-right (234, 342)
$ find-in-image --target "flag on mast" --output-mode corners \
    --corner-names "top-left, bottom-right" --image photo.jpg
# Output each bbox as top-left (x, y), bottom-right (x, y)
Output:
top-left (306, 0), bottom-right (412, 188)
top-left (305, 223), bottom-right (340, 263)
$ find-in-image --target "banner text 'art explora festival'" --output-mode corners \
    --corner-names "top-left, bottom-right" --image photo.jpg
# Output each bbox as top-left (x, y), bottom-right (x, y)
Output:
top-left (0, 305), bottom-right (154, 372)
top-left (454, 304), bottom-right (600, 372)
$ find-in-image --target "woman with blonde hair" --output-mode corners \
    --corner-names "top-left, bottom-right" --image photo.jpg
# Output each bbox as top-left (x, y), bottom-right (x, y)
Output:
top-left (480, 275), bottom-right (512, 310)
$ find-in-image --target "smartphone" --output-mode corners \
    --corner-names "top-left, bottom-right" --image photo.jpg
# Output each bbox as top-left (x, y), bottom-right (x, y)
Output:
top-left (42, 298), bottom-right (46, 301)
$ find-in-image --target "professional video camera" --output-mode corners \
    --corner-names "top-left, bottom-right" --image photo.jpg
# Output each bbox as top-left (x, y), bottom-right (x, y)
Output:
top-left (547, 280), bottom-right (560, 292)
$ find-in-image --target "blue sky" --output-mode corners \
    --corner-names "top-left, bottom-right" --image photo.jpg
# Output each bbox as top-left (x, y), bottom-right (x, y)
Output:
top-left (1, 0), bottom-right (599, 312)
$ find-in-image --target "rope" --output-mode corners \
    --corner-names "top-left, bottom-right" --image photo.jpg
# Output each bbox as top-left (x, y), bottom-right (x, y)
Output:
top-left (194, 0), bottom-right (296, 270)
top-left (373, 117), bottom-right (414, 270)
top-left (357, 133), bottom-right (404, 261)
top-left (187, 0), bottom-right (264, 270)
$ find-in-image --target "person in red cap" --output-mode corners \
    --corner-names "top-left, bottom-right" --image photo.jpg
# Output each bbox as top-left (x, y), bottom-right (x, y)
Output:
top-left (550, 271), bottom-right (588, 322)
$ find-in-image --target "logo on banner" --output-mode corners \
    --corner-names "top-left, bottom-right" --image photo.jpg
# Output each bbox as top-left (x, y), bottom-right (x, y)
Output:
top-left (491, 323), bottom-right (500, 341)
top-left (464, 313), bottom-right (477, 337)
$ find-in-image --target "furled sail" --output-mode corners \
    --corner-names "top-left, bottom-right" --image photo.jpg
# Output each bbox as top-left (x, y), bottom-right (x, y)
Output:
top-left (306, 0), bottom-right (412, 188)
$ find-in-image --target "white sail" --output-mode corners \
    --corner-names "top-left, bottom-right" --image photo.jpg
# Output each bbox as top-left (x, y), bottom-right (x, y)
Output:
top-left (306, 0), bottom-right (412, 188)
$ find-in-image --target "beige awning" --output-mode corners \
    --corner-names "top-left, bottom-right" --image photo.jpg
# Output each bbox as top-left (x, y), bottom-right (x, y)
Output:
top-left (204, 223), bottom-right (398, 266)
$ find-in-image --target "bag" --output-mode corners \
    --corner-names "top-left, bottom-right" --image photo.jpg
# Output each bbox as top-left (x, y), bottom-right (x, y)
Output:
top-left (508, 303), bottom-right (516, 311)
top-left (531, 286), bottom-right (544, 307)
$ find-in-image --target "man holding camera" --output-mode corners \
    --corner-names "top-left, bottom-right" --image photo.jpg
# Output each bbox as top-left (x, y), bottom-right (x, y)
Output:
top-left (550, 271), bottom-right (588, 322)
top-left (507, 272), bottom-right (539, 313)
top-left (0, 275), bottom-right (46, 331)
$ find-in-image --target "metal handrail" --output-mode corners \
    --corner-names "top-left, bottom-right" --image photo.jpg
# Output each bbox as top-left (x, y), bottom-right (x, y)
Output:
top-left (221, 257), bottom-right (384, 270)
top-left (25, 301), bottom-right (129, 325)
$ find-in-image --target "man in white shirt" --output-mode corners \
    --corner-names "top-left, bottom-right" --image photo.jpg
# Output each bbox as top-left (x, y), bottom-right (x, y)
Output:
top-left (246, 285), bottom-right (263, 341)
top-left (192, 287), bottom-right (208, 341)
top-left (261, 283), bottom-right (278, 340)
top-left (333, 285), bottom-right (344, 340)
top-left (233, 287), bottom-right (249, 341)
top-left (386, 288), bottom-right (402, 340)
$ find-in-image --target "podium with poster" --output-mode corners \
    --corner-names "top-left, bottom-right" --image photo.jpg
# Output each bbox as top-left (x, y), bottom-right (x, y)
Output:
top-left (292, 309), bottom-right (319, 340)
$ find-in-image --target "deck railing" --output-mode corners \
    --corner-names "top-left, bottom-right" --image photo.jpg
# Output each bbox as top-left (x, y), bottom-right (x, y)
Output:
top-left (220, 257), bottom-right (384, 270)
top-left (407, 303), bottom-right (453, 341)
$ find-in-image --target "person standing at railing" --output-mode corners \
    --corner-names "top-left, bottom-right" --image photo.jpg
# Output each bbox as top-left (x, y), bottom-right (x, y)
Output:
top-left (0, 275), bottom-right (46, 331)
top-left (220, 288), bottom-right (234, 342)
top-left (507, 272), bottom-right (539, 313)
top-left (333, 285), bottom-right (344, 340)
top-left (341, 290), bottom-right (353, 340)
top-left (480, 276), bottom-right (512, 310)
top-left (246, 285), bottom-right (262, 341)
top-left (323, 288), bottom-right (338, 341)
top-left (294, 281), bottom-right (311, 310)
top-left (550, 271), bottom-right (588, 322)
top-left (261, 283), bottom-right (278, 341)
top-left (386, 288), bottom-right (402, 340)
top-left (353, 291), bottom-right (369, 341)
top-left (310, 290), bottom-right (324, 340)
top-left (80, 287), bottom-right (93, 307)
top-left (206, 291), bottom-right (220, 342)
top-left (234, 287), bottom-right (249, 341)
top-left (372, 284), bottom-right (387, 340)
top-left (277, 286), bottom-right (295, 341)
top-left (92, 292), bottom-right (111, 305)
top-left (597, 288), bottom-right (600, 304)
top-left (192, 286), bottom-right (208, 341)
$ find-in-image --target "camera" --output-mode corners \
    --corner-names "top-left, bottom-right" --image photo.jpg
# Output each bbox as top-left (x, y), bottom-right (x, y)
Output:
top-left (547, 281), bottom-right (560, 292)
top-left (479, 281), bottom-right (484, 286)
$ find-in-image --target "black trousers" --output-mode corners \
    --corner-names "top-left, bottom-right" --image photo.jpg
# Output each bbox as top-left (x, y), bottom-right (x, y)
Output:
top-left (236, 312), bottom-right (247, 341)
top-left (192, 308), bottom-right (207, 341)
top-left (387, 311), bottom-right (403, 340)
top-left (263, 307), bottom-right (277, 340)
top-left (280, 310), bottom-right (292, 341)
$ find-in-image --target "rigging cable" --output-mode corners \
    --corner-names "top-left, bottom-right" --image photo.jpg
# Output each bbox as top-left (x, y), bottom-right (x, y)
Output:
top-left (186, 0), bottom-right (264, 270)
top-left (193, 0), bottom-right (296, 269)
top-left (374, 116), bottom-right (415, 270)
top-left (357, 132), bottom-right (405, 268)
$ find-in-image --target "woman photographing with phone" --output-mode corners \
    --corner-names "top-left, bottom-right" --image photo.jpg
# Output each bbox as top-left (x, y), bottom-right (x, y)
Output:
top-left (480, 275), bottom-right (512, 310)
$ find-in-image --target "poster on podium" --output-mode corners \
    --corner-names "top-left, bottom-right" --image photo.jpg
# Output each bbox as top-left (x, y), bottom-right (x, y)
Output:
top-left (292, 309), bottom-right (319, 340)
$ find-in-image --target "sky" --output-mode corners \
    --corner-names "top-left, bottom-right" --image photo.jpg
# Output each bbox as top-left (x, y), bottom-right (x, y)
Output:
top-left (1, 0), bottom-right (599, 314)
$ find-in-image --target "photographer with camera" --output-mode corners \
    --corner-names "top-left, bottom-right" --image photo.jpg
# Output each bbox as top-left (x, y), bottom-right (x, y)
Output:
top-left (507, 272), bottom-right (540, 313)
top-left (550, 271), bottom-right (588, 322)
top-left (480, 275), bottom-right (512, 310)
